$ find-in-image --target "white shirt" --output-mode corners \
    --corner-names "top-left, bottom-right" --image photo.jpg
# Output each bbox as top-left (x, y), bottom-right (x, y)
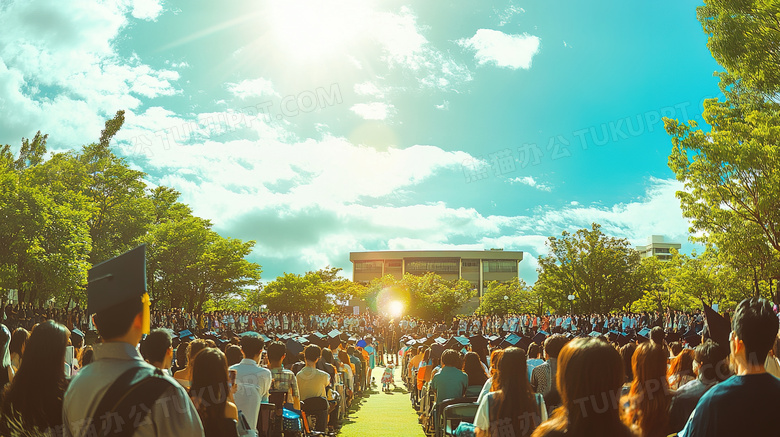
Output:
top-left (230, 358), bottom-right (272, 431)
top-left (474, 391), bottom-right (547, 432)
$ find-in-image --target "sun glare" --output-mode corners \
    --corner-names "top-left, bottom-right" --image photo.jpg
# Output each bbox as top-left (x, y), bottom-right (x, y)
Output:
top-left (389, 300), bottom-right (404, 318)
top-left (269, 0), bottom-right (368, 61)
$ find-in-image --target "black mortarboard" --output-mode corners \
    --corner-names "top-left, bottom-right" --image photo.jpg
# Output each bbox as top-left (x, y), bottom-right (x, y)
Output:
top-left (469, 335), bottom-right (488, 351)
top-left (87, 245), bottom-right (147, 314)
top-left (532, 331), bottom-right (548, 345)
top-left (71, 328), bottom-right (84, 339)
top-left (684, 330), bottom-right (702, 348)
top-left (431, 344), bottom-right (444, 361)
top-left (616, 333), bottom-right (630, 347)
top-left (702, 303), bottom-right (730, 350)
top-left (306, 333), bottom-right (328, 348)
top-left (488, 335), bottom-right (502, 346)
top-left (179, 330), bottom-right (196, 341)
top-left (666, 331), bottom-right (682, 343)
top-left (328, 336), bottom-right (341, 349)
top-left (286, 338), bottom-right (304, 357)
top-left (516, 336), bottom-right (532, 351)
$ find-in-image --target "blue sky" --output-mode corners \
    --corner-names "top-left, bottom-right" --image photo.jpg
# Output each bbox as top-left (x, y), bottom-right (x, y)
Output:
top-left (0, 0), bottom-right (721, 284)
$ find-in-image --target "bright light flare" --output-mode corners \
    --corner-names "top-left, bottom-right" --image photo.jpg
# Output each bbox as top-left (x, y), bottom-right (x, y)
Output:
top-left (389, 300), bottom-right (404, 318)
top-left (269, 0), bottom-right (369, 61)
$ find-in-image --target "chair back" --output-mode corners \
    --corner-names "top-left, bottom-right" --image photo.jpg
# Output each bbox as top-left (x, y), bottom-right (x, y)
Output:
top-left (301, 396), bottom-right (329, 412)
top-left (442, 402), bottom-right (479, 436)
top-left (257, 403), bottom-right (276, 437)
top-left (268, 389), bottom-right (288, 417)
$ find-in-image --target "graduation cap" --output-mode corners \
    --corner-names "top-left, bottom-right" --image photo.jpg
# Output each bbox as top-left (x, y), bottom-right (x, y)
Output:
top-left (488, 335), bottom-right (502, 347)
top-left (430, 344), bottom-right (444, 361)
top-left (444, 336), bottom-right (470, 350)
top-left (467, 335), bottom-right (486, 350)
top-left (328, 329), bottom-right (341, 338)
top-left (588, 331), bottom-right (602, 338)
top-left (87, 245), bottom-right (146, 315)
top-left (435, 337), bottom-right (448, 345)
top-left (516, 336), bottom-right (532, 351)
top-left (532, 331), bottom-right (548, 345)
top-left (239, 331), bottom-right (260, 337)
top-left (500, 333), bottom-right (522, 348)
top-left (259, 334), bottom-right (272, 343)
top-left (702, 303), bottom-right (730, 350)
top-left (71, 328), bottom-right (84, 339)
top-left (306, 333), bottom-right (328, 348)
top-left (666, 331), bottom-right (682, 343)
top-left (637, 328), bottom-right (651, 342)
top-left (616, 333), bottom-right (631, 347)
top-left (286, 338), bottom-right (305, 357)
top-left (179, 330), bottom-right (196, 341)
top-left (683, 330), bottom-right (702, 348)
top-left (328, 336), bottom-right (342, 349)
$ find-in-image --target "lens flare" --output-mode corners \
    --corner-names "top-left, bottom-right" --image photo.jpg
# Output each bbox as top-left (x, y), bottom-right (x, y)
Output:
top-left (389, 300), bottom-right (404, 318)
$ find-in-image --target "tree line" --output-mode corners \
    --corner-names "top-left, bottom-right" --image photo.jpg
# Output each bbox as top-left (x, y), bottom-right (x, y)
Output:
top-left (0, 111), bottom-right (261, 313)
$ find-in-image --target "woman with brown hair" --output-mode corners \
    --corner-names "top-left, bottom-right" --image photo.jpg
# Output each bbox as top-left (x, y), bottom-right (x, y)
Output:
top-left (623, 342), bottom-right (672, 437)
top-left (532, 337), bottom-right (635, 437)
top-left (174, 338), bottom-right (207, 388)
top-left (189, 347), bottom-right (239, 437)
top-left (475, 347), bottom-right (546, 437)
top-left (462, 351), bottom-right (488, 397)
top-left (667, 348), bottom-right (695, 390)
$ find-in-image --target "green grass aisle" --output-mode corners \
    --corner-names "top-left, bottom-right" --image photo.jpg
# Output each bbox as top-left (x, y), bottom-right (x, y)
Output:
top-left (338, 364), bottom-right (426, 437)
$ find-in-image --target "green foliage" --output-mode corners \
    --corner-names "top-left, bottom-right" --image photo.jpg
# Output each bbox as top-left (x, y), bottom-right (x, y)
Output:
top-left (476, 277), bottom-right (537, 315)
top-left (698, 0), bottom-right (780, 96)
top-left (0, 113), bottom-right (262, 311)
top-left (361, 273), bottom-right (475, 321)
top-left (260, 272), bottom-right (333, 313)
top-left (534, 223), bottom-right (645, 314)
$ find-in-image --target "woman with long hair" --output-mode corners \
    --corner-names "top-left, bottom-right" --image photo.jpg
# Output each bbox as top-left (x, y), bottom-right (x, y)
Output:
top-left (0, 320), bottom-right (69, 434)
top-left (8, 328), bottom-right (29, 372)
top-left (475, 347), bottom-right (546, 437)
top-left (532, 338), bottom-right (635, 437)
top-left (174, 339), bottom-right (207, 388)
top-left (189, 347), bottom-right (239, 437)
top-left (462, 351), bottom-right (488, 397)
top-left (667, 348), bottom-right (695, 390)
top-left (622, 342), bottom-right (672, 437)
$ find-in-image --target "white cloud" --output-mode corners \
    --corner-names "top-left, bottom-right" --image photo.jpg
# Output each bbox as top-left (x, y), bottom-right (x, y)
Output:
top-left (131, 0), bottom-right (164, 20)
top-left (350, 102), bottom-right (394, 121)
top-left (353, 82), bottom-right (385, 99)
top-left (458, 29), bottom-right (541, 70)
top-left (226, 78), bottom-right (277, 99)
top-left (435, 100), bottom-right (450, 110)
top-left (496, 3), bottom-right (525, 26)
top-left (510, 176), bottom-right (552, 192)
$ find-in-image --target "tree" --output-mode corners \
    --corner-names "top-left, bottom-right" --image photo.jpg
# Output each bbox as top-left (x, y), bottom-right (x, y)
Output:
top-left (476, 277), bottom-right (536, 315)
top-left (697, 1), bottom-right (780, 97)
top-left (260, 272), bottom-right (332, 314)
top-left (535, 223), bottom-right (645, 314)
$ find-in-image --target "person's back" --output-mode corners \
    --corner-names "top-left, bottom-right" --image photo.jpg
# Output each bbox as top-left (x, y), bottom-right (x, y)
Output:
top-left (230, 335), bottom-right (271, 431)
top-left (430, 351), bottom-right (468, 405)
top-left (680, 298), bottom-right (780, 437)
top-left (62, 248), bottom-right (203, 437)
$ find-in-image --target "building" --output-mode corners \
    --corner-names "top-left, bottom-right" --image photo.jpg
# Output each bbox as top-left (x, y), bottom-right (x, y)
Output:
top-left (636, 235), bottom-right (682, 261)
top-left (349, 249), bottom-right (524, 296)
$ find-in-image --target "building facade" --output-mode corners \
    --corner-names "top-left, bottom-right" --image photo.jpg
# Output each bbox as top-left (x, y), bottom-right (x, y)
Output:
top-left (349, 249), bottom-right (524, 296)
top-left (636, 235), bottom-right (682, 261)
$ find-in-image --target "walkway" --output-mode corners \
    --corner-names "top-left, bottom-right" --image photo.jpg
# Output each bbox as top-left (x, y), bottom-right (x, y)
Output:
top-left (338, 364), bottom-right (426, 437)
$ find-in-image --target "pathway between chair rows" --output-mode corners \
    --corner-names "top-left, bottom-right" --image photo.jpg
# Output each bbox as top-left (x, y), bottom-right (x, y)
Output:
top-left (338, 365), bottom-right (427, 437)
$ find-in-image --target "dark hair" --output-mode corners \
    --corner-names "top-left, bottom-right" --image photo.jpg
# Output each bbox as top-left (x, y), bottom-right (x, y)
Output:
top-left (9, 328), bottom-right (29, 358)
top-left (668, 342), bottom-right (682, 357)
top-left (694, 339), bottom-right (730, 382)
top-left (533, 338), bottom-right (634, 437)
top-left (320, 348), bottom-right (334, 365)
top-left (187, 340), bottom-right (208, 368)
top-left (462, 352), bottom-right (488, 387)
top-left (80, 347), bottom-right (95, 367)
top-left (619, 343), bottom-right (636, 382)
top-left (544, 334), bottom-right (570, 359)
top-left (732, 297), bottom-right (779, 365)
top-left (625, 342), bottom-right (670, 436)
top-left (0, 321), bottom-right (69, 431)
top-left (190, 348), bottom-right (230, 421)
top-left (267, 341), bottom-right (286, 362)
top-left (176, 343), bottom-right (189, 369)
top-left (93, 296), bottom-right (143, 340)
top-left (304, 344), bottom-right (321, 362)
top-left (650, 326), bottom-right (665, 346)
top-left (225, 345), bottom-right (244, 366)
top-left (490, 347), bottom-right (537, 437)
top-left (240, 335), bottom-right (264, 359)
top-left (528, 343), bottom-right (540, 359)
top-left (441, 349), bottom-right (461, 367)
top-left (141, 329), bottom-right (172, 364)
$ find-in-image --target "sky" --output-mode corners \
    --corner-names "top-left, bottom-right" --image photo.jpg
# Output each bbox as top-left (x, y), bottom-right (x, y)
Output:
top-left (0, 0), bottom-right (723, 284)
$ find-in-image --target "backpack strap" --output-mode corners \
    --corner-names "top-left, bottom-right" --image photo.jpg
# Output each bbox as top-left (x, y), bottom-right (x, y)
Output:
top-left (89, 366), bottom-right (174, 437)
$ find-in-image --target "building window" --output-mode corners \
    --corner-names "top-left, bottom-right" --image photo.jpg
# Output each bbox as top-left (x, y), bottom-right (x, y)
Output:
top-left (354, 261), bottom-right (382, 272)
top-left (482, 260), bottom-right (518, 273)
top-left (405, 259), bottom-right (459, 273)
top-left (462, 260), bottom-right (478, 267)
top-left (387, 261), bottom-right (402, 268)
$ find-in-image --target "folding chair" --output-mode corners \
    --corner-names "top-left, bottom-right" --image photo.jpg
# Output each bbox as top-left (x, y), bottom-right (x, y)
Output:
top-left (435, 397), bottom-right (478, 437)
top-left (301, 397), bottom-right (329, 436)
top-left (267, 389), bottom-right (288, 437)
top-left (258, 403), bottom-right (276, 437)
top-left (442, 402), bottom-right (479, 436)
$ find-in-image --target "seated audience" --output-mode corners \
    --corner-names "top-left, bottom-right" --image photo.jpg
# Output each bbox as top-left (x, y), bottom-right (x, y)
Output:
top-left (531, 337), bottom-right (635, 437)
top-left (296, 344), bottom-right (331, 432)
top-left (230, 334), bottom-right (271, 432)
top-left (267, 341), bottom-right (301, 410)
top-left (225, 344), bottom-right (243, 366)
top-left (174, 338), bottom-right (207, 388)
top-left (526, 343), bottom-right (544, 380)
top-left (667, 348), bottom-right (695, 390)
top-left (462, 351), bottom-right (488, 397)
top-left (8, 328), bottom-right (28, 372)
top-left (680, 297), bottom-right (780, 436)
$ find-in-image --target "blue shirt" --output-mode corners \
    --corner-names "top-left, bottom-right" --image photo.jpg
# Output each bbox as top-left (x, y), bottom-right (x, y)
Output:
top-left (680, 373), bottom-right (780, 437)
top-left (430, 366), bottom-right (468, 405)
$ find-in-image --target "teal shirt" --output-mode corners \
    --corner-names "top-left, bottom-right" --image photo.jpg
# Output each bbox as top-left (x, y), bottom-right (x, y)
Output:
top-left (430, 366), bottom-right (468, 405)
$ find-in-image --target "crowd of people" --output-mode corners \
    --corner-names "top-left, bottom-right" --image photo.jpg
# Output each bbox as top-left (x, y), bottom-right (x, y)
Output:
top-left (400, 299), bottom-right (780, 437)
top-left (0, 292), bottom-right (779, 437)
